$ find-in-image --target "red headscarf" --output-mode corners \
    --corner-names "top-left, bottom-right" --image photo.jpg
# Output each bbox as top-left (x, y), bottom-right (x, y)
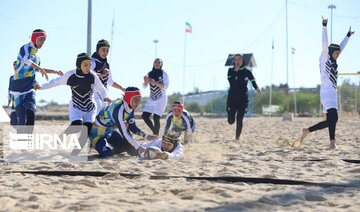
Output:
top-left (172, 101), bottom-right (184, 110)
top-left (124, 90), bottom-right (141, 106)
top-left (31, 30), bottom-right (47, 47)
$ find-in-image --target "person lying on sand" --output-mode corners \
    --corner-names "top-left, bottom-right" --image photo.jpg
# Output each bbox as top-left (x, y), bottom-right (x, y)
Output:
top-left (140, 132), bottom-right (183, 160)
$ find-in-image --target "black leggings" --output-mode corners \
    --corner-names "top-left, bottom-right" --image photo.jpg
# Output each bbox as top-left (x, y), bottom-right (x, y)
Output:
top-left (227, 102), bottom-right (247, 139)
top-left (107, 131), bottom-right (138, 156)
top-left (308, 108), bottom-right (338, 140)
top-left (142, 112), bottom-right (160, 135)
top-left (25, 110), bottom-right (35, 125)
top-left (16, 107), bottom-right (35, 126)
top-left (63, 120), bottom-right (93, 149)
top-left (16, 110), bottom-right (35, 134)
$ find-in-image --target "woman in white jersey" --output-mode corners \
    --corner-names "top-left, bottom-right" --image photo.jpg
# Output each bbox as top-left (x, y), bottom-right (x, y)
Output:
top-left (142, 58), bottom-right (169, 136)
top-left (300, 17), bottom-right (354, 149)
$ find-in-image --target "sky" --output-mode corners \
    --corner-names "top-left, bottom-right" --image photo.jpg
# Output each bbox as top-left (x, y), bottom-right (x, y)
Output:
top-left (1, 0), bottom-right (359, 105)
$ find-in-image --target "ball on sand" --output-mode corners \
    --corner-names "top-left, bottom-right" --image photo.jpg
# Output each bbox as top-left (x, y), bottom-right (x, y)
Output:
top-left (145, 146), bottom-right (162, 159)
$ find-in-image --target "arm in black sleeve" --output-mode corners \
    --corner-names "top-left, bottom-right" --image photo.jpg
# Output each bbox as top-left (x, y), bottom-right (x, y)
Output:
top-left (127, 112), bottom-right (147, 138)
top-left (247, 71), bottom-right (259, 90)
top-left (227, 68), bottom-right (235, 85)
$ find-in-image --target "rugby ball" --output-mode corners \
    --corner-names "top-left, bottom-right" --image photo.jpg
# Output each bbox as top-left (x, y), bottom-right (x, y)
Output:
top-left (145, 146), bottom-right (162, 159)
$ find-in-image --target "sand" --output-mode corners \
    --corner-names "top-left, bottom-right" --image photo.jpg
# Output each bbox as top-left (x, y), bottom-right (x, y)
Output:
top-left (1, 116), bottom-right (360, 211)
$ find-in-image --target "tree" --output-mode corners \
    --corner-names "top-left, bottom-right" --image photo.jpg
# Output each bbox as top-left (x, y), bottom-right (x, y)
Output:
top-left (204, 95), bottom-right (227, 114)
top-left (186, 102), bottom-right (203, 113)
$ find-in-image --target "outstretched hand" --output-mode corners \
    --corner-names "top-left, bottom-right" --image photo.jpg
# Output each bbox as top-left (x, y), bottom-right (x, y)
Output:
top-left (156, 152), bottom-right (169, 160)
top-left (56, 70), bottom-right (64, 76)
top-left (148, 78), bottom-right (156, 86)
top-left (143, 76), bottom-right (149, 88)
top-left (137, 146), bottom-right (146, 154)
top-left (146, 134), bottom-right (158, 141)
top-left (322, 16), bottom-right (328, 26)
top-left (347, 26), bottom-right (355, 37)
top-left (34, 83), bottom-right (41, 90)
top-left (38, 67), bottom-right (49, 81)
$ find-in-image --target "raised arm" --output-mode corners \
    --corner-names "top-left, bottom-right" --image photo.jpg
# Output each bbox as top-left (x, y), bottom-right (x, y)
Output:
top-left (339, 27), bottom-right (354, 53)
top-left (322, 17), bottom-right (329, 54)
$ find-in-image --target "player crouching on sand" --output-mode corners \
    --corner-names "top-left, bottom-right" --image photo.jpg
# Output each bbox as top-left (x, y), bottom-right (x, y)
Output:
top-left (89, 87), bottom-right (157, 157)
top-left (164, 101), bottom-right (195, 144)
top-left (140, 132), bottom-right (183, 160)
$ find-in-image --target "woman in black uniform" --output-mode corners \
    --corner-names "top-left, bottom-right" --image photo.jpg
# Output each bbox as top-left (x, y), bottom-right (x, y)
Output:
top-left (227, 54), bottom-right (261, 140)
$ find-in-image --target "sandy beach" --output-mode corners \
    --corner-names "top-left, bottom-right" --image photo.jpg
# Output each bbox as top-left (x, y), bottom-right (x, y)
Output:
top-left (1, 116), bottom-right (360, 211)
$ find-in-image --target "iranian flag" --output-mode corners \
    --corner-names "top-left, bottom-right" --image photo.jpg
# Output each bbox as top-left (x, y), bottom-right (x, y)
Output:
top-left (185, 22), bottom-right (192, 33)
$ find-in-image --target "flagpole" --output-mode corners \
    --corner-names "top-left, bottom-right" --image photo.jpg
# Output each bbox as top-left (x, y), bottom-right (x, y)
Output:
top-left (86, 0), bottom-right (92, 55)
top-left (182, 29), bottom-right (187, 103)
top-left (269, 39), bottom-right (274, 117)
top-left (110, 11), bottom-right (115, 63)
top-left (291, 47), bottom-right (297, 117)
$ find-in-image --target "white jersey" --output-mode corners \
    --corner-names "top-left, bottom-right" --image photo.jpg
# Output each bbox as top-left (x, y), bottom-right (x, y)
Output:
top-left (140, 138), bottom-right (183, 160)
top-left (319, 26), bottom-right (349, 112)
top-left (143, 69), bottom-right (169, 116)
top-left (41, 69), bottom-right (108, 122)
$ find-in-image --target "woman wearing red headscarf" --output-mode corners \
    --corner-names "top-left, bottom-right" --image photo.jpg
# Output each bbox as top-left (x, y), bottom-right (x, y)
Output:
top-left (10, 29), bottom-right (63, 128)
top-left (89, 87), bottom-right (157, 157)
top-left (163, 101), bottom-right (195, 144)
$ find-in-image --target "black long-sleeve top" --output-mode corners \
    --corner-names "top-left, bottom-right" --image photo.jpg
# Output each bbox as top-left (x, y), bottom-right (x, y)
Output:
top-left (227, 67), bottom-right (258, 99)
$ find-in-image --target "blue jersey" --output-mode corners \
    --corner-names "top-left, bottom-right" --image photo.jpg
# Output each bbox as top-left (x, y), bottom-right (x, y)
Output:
top-left (95, 99), bottom-right (147, 149)
top-left (11, 42), bottom-right (40, 92)
top-left (164, 109), bottom-right (195, 135)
